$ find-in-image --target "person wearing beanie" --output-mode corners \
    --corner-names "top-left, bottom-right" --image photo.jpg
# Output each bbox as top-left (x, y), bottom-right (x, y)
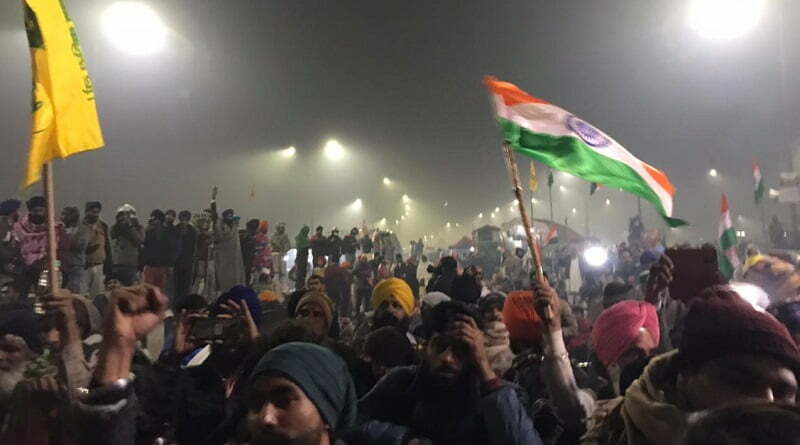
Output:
top-left (247, 342), bottom-right (358, 444)
top-left (590, 300), bottom-right (660, 394)
top-left (293, 291), bottom-right (334, 341)
top-left (356, 300), bottom-right (542, 445)
top-left (581, 287), bottom-right (800, 445)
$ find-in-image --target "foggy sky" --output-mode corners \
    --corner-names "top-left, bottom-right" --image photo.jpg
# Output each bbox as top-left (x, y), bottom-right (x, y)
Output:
top-left (0, 0), bottom-right (798, 246)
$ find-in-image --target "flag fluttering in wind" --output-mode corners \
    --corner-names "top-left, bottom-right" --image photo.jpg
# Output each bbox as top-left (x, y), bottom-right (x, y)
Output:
top-left (22, 0), bottom-right (104, 187)
top-left (753, 161), bottom-right (764, 204)
top-left (719, 194), bottom-right (739, 279)
top-left (529, 161), bottom-right (538, 193)
top-left (544, 225), bottom-right (558, 245)
top-left (484, 76), bottom-right (685, 227)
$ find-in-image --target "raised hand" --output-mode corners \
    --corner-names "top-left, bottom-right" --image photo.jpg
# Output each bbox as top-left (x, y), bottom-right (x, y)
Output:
top-left (533, 280), bottom-right (561, 333)
top-left (645, 254), bottom-right (674, 304)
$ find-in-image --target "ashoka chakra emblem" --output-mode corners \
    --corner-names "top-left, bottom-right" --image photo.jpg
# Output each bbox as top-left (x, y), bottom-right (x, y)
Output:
top-left (566, 115), bottom-right (610, 148)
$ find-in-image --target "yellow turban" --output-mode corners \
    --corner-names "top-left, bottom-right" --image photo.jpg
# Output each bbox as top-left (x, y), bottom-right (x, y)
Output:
top-left (372, 278), bottom-right (415, 316)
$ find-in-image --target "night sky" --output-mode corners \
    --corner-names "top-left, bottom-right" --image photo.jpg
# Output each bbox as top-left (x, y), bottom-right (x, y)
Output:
top-left (0, 1), bottom-right (797, 246)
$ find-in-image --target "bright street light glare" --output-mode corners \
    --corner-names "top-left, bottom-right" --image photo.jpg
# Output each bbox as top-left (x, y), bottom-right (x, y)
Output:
top-left (280, 146), bottom-right (296, 158)
top-left (571, 208), bottom-right (577, 214)
top-left (349, 198), bottom-right (363, 211)
top-left (383, 177), bottom-right (392, 186)
top-left (401, 194), bottom-right (411, 204)
top-left (324, 140), bottom-right (345, 161)
top-left (102, 2), bottom-right (167, 55)
top-left (559, 185), bottom-right (567, 192)
top-left (688, 0), bottom-right (765, 41)
top-left (446, 222), bottom-right (451, 228)
top-left (583, 246), bottom-right (609, 268)
top-left (490, 213), bottom-right (496, 219)
top-left (605, 199), bottom-right (611, 206)
top-left (708, 168), bottom-right (718, 178)
top-left (494, 207), bottom-right (500, 213)
top-left (478, 213), bottom-right (483, 219)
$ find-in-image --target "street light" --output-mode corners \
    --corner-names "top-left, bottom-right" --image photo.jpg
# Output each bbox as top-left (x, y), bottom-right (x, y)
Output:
top-left (605, 198), bottom-right (611, 206)
top-left (688, 0), bottom-right (765, 41)
top-left (708, 168), bottom-right (718, 178)
top-left (383, 177), bottom-right (392, 186)
top-left (559, 185), bottom-right (567, 192)
top-left (280, 146), bottom-right (296, 158)
top-left (494, 207), bottom-right (500, 213)
top-left (402, 194), bottom-right (411, 204)
top-left (349, 198), bottom-right (363, 211)
top-left (478, 213), bottom-right (484, 219)
top-left (102, 2), bottom-right (167, 55)
top-left (571, 208), bottom-right (577, 214)
top-left (324, 140), bottom-right (345, 161)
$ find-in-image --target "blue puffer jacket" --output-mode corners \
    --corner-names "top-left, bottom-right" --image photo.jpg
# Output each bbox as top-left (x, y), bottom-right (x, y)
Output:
top-left (354, 366), bottom-right (543, 445)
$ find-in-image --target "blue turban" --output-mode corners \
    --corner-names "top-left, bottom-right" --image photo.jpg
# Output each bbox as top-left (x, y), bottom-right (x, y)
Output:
top-left (214, 285), bottom-right (262, 326)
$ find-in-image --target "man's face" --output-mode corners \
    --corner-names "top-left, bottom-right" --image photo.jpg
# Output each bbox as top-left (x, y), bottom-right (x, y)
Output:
top-left (116, 212), bottom-right (129, 224)
top-left (85, 208), bottom-right (100, 224)
top-left (425, 335), bottom-right (466, 386)
top-left (277, 224), bottom-right (285, 234)
top-left (296, 302), bottom-right (328, 340)
top-left (28, 206), bottom-right (46, 225)
top-left (223, 212), bottom-right (235, 223)
top-left (307, 278), bottom-right (323, 292)
top-left (375, 295), bottom-right (407, 323)
top-left (105, 279), bottom-right (121, 291)
top-left (165, 212), bottom-right (176, 225)
top-left (0, 284), bottom-right (19, 307)
top-left (178, 215), bottom-right (190, 226)
top-left (315, 228), bottom-right (323, 236)
top-left (681, 354), bottom-right (798, 411)
top-left (61, 209), bottom-right (79, 226)
top-left (0, 336), bottom-right (27, 373)
top-left (247, 375), bottom-right (327, 445)
top-left (481, 306), bottom-right (504, 324)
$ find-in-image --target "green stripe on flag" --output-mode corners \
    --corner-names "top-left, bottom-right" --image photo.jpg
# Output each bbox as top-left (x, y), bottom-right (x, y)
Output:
top-left (498, 118), bottom-right (687, 227)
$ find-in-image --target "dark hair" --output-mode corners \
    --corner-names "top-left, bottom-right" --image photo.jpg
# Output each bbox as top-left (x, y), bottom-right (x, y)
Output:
top-left (150, 209), bottom-right (165, 221)
top-left (771, 300), bottom-right (800, 333)
top-left (478, 293), bottom-right (506, 315)
top-left (686, 403), bottom-right (800, 445)
top-left (365, 327), bottom-right (417, 368)
top-left (427, 301), bottom-right (481, 335)
top-left (222, 209), bottom-right (235, 218)
top-left (439, 256), bottom-right (458, 272)
top-left (175, 294), bottom-right (207, 312)
top-left (85, 201), bottom-right (102, 212)
top-left (316, 226), bottom-right (324, 232)
top-left (165, 209), bottom-right (176, 217)
top-left (308, 274), bottom-right (323, 282)
top-left (26, 196), bottom-right (46, 210)
top-left (178, 210), bottom-right (192, 220)
top-left (246, 219), bottom-right (260, 231)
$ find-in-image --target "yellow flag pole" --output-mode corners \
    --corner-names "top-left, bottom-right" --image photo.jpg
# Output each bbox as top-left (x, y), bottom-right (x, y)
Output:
top-left (42, 162), bottom-right (59, 293)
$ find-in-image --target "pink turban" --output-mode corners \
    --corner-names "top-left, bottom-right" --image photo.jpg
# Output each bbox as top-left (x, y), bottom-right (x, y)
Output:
top-left (591, 301), bottom-right (659, 368)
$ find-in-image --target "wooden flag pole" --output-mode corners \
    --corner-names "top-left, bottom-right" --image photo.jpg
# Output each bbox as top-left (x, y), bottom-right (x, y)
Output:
top-left (502, 145), bottom-right (544, 283)
top-left (42, 162), bottom-right (59, 293)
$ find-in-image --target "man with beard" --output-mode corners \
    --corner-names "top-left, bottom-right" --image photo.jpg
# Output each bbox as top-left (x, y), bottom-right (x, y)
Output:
top-left (310, 226), bottom-right (328, 266)
top-left (83, 201), bottom-right (110, 298)
top-left (61, 206), bottom-right (90, 294)
top-left (370, 278), bottom-right (415, 341)
top-left (110, 207), bottom-right (143, 286)
top-left (13, 196), bottom-right (60, 295)
top-left (174, 211), bottom-right (198, 298)
top-left (356, 301), bottom-right (542, 444)
top-left (213, 207), bottom-right (245, 293)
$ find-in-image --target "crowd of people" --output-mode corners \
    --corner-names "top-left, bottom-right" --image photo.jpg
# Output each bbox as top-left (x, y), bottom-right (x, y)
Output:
top-left (0, 195), bottom-right (800, 444)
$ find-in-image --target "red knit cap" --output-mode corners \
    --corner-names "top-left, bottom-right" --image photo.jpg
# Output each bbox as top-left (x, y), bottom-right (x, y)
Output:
top-left (591, 301), bottom-right (660, 368)
top-left (503, 290), bottom-right (544, 343)
top-left (679, 289), bottom-right (800, 372)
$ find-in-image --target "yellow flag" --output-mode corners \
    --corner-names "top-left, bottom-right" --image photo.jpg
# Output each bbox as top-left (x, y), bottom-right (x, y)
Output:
top-left (529, 161), bottom-right (538, 193)
top-left (22, 0), bottom-right (104, 187)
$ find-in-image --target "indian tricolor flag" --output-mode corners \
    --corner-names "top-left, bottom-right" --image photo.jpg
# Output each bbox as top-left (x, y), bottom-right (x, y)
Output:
top-left (753, 161), bottom-right (764, 204)
top-left (719, 194), bottom-right (739, 279)
top-left (485, 76), bottom-right (686, 226)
